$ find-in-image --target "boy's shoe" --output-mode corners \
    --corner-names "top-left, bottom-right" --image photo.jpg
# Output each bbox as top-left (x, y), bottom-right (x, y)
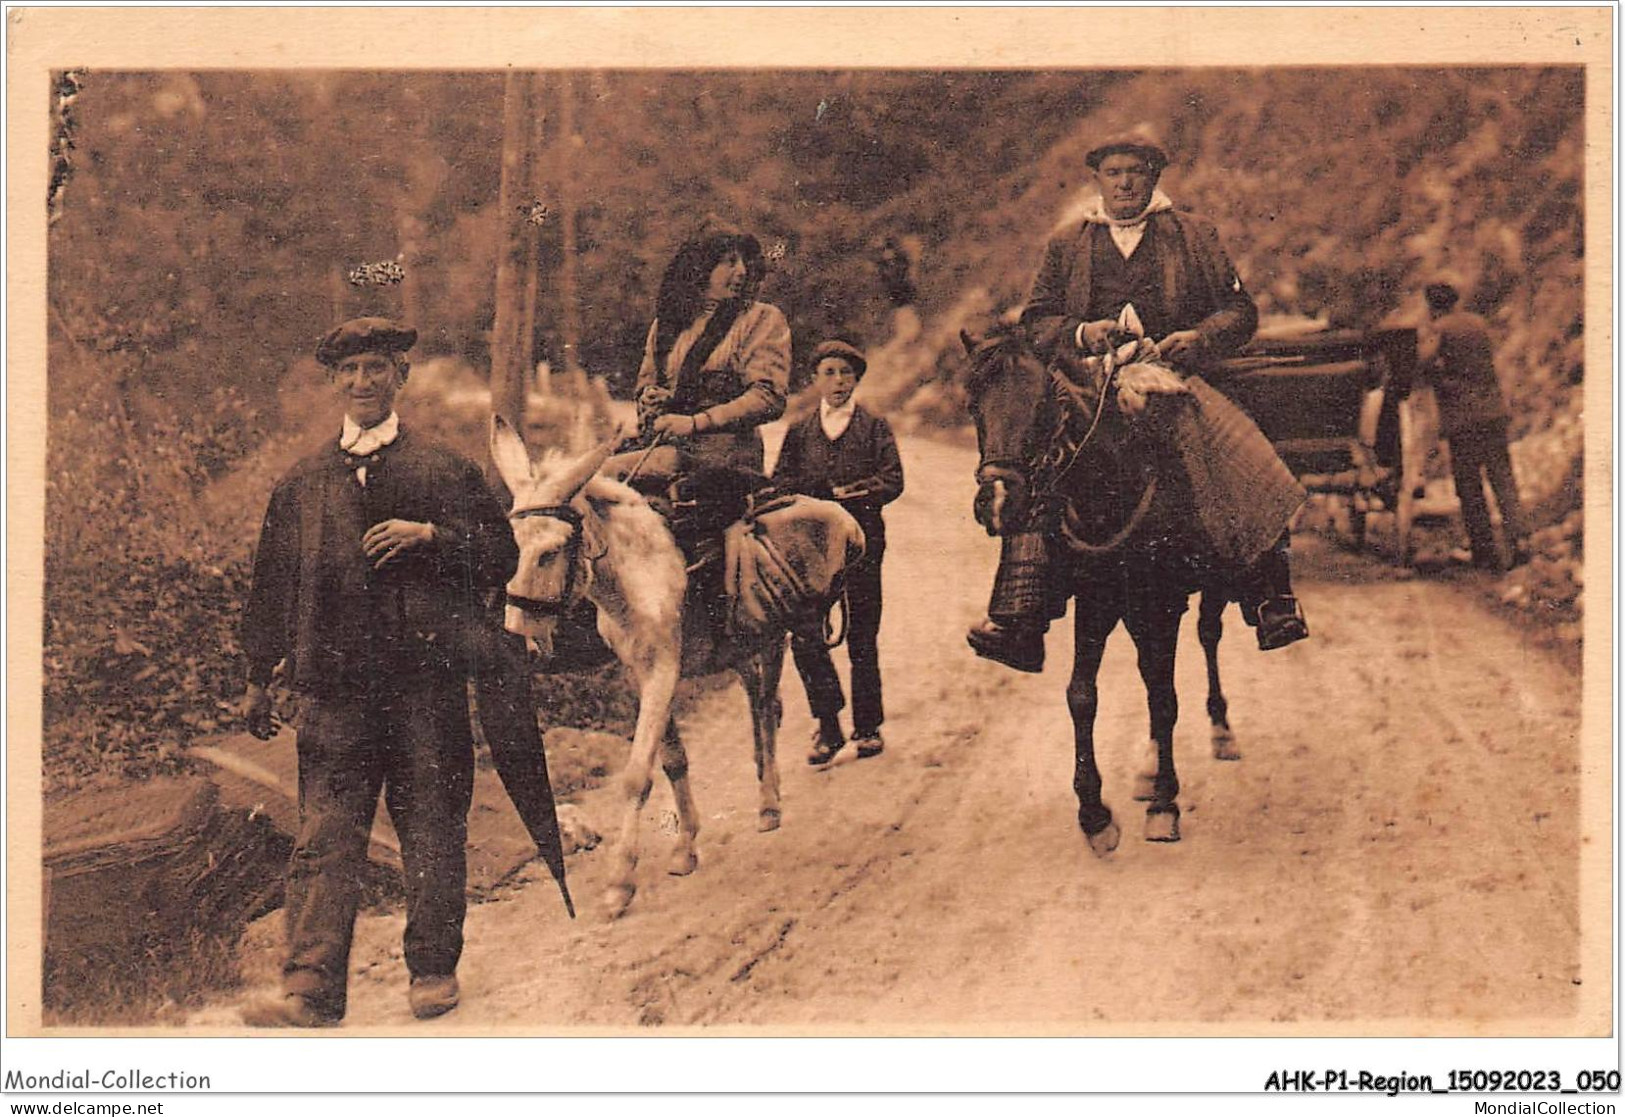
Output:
top-left (1256, 596), bottom-right (1309, 651)
top-left (807, 727), bottom-right (846, 767)
top-left (853, 733), bottom-right (885, 759)
top-left (966, 618), bottom-right (1045, 673)
top-left (409, 975), bottom-right (460, 1020)
top-left (240, 993), bottom-right (341, 1029)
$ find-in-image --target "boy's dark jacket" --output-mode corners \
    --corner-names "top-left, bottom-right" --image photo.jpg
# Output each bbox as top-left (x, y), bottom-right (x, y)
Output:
top-left (774, 404), bottom-right (904, 549)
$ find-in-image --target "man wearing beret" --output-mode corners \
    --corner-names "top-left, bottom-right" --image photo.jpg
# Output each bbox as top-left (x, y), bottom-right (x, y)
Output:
top-left (237, 318), bottom-right (517, 1026)
top-left (773, 338), bottom-right (905, 765)
top-left (968, 130), bottom-right (1310, 672)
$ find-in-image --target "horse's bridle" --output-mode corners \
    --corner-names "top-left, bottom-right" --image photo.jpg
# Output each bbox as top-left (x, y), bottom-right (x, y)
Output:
top-left (975, 336), bottom-right (1157, 554)
top-left (506, 503), bottom-right (587, 616)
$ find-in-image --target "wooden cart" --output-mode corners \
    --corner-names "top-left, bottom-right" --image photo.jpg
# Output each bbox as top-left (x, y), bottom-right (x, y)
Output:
top-left (1210, 324), bottom-right (1423, 562)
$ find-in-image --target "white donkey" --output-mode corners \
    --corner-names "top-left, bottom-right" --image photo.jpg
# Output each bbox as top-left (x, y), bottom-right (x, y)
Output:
top-left (489, 416), bottom-right (864, 919)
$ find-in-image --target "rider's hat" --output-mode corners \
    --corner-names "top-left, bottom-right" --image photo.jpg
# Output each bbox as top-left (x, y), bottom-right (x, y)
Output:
top-left (316, 317), bottom-right (417, 368)
top-left (1085, 127), bottom-right (1169, 173)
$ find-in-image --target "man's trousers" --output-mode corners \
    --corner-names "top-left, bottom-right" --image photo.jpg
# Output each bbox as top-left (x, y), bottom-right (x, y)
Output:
top-left (282, 675), bottom-right (473, 1016)
top-left (1448, 418), bottom-right (1526, 568)
top-left (791, 542), bottom-right (886, 737)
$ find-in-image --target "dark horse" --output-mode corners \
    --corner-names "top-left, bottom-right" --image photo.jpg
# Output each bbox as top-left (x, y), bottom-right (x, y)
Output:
top-left (962, 324), bottom-right (1240, 854)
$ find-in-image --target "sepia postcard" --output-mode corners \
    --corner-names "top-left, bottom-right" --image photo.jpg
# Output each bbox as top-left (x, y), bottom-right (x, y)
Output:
top-left (3, 3), bottom-right (1615, 1102)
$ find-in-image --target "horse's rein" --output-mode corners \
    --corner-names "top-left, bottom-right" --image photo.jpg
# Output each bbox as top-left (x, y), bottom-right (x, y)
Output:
top-left (1029, 350), bottom-right (1120, 510)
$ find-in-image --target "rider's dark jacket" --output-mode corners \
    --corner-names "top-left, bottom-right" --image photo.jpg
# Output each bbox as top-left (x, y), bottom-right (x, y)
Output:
top-left (1021, 208), bottom-right (1257, 372)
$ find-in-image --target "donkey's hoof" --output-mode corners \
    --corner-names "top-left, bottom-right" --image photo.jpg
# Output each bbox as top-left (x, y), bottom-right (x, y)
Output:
top-left (1083, 818), bottom-right (1121, 857)
top-left (666, 848), bottom-right (699, 877)
top-left (757, 807), bottom-right (782, 833)
top-left (1145, 810), bottom-right (1181, 843)
top-left (601, 883), bottom-right (637, 922)
top-left (1211, 726), bottom-right (1242, 761)
top-left (1132, 772), bottom-right (1156, 802)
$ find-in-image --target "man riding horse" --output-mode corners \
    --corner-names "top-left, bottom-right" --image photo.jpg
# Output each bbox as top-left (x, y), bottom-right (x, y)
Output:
top-left (967, 129), bottom-right (1311, 672)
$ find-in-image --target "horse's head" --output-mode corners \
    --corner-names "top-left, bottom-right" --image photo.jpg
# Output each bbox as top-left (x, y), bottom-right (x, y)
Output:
top-left (490, 415), bottom-right (616, 639)
top-left (959, 324), bottom-right (1055, 535)
top-left (960, 323), bottom-right (1053, 466)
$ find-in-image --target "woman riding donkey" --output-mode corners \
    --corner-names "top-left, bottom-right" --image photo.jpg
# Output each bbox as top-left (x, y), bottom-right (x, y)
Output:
top-left (604, 217), bottom-right (792, 610)
top-left (967, 129), bottom-right (1311, 674)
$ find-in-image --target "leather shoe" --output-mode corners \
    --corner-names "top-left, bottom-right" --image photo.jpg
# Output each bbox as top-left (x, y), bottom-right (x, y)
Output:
top-left (1256, 596), bottom-right (1309, 651)
top-left (240, 993), bottom-right (341, 1029)
top-left (853, 733), bottom-right (885, 759)
top-left (807, 727), bottom-right (846, 767)
top-left (966, 618), bottom-right (1045, 673)
top-left (409, 974), bottom-right (460, 1020)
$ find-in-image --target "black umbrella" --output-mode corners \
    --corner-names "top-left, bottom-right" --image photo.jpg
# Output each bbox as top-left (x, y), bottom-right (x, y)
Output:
top-left (471, 618), bottom-right (575, 918)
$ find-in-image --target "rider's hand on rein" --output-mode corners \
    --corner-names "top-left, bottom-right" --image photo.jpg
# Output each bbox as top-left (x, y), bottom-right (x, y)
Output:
top-left (650, 412), bottom-right (702, 438)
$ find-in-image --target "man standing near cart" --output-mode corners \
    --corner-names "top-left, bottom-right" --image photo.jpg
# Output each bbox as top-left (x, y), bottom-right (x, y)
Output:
top-left (1417, 281), bottom-right (1532, 571)
top-left (237, 317), bottom-right (517, 1027)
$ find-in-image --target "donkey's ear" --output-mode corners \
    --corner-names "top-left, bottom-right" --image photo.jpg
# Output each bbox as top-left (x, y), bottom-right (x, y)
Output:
top-left (489, 414), bottom-right (534, 496)
top-left (959, 329), bottom-right (977, 354)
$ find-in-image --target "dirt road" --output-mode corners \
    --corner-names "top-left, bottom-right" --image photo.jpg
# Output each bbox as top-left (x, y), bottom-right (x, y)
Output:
top-left (203, 435), bottom-right (1587, 1033)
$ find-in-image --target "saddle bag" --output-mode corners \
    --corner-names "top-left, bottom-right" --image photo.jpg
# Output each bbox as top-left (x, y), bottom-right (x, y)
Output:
top-left (723, 495), bottom-right (865, 643)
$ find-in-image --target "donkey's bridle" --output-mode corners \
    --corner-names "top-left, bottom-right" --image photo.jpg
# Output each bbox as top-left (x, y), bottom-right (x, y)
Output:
top-left (506, 503), bottom-right (586, 616)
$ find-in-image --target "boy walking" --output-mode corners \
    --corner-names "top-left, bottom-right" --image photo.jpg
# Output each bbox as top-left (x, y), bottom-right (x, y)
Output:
top-left (774, 339), bottom-right (904, 765)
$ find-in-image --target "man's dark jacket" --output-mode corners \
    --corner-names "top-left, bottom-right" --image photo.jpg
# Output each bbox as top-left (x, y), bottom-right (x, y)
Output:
top-left (1017, 206), bottom-right (1301, 570)
top-left (1426, 310), bottom-right (1510, 437)
top-left (242, 428), bottom-right (518, 693)
top-left (1021, 208), bottom-right (1258, 368)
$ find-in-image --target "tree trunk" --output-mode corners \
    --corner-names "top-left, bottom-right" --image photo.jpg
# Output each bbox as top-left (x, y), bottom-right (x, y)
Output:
top-left (490, 71), bottom-right (532, 431)
top-left (556, 72), bottom-right (584, 376)
top-left (520, 73), bottom-right (549, 395)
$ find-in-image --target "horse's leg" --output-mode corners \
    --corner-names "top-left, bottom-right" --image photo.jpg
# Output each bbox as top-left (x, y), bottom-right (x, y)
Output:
top-left (1069, 601), bottom-right (1121, 856)
top-left (602, 658), bottom-right (679, 920)
top-left (743, 637), bottom-right (788, 832)
top-left (1128, 602), bottom-right (1183, 843)
top-left (660, 717), bottom-right (701, 876)
top-left (1198, 587), bottom-right (1240, 761)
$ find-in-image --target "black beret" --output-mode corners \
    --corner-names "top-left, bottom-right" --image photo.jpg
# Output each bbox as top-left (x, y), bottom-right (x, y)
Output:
top-left (1085, 131), bottom-right (1169, 173)
top-left (316, 317), bottom-right (417, 367)
top-left (812, 338), bottom-right (868, 378)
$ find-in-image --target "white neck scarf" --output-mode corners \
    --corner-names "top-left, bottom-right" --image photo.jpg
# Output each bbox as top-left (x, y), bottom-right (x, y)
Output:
top-left (820, 397), bottom-right (856, 441)
top-left (339, 412), bottom-right (399, 484)
top-left (1080, 188), bottom-right (1176, 259)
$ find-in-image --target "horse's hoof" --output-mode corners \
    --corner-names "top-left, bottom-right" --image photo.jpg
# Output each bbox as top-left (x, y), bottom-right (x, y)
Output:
top-left (601, 883), bottom-right (636, 921)
top-left (757, 807), bottom-right (782, 833)
top-left (1085, 820), bottom-right (1121, 857)
top-left (1145, 810), bottom-right (1181, 843)
top-left (1212, 726), bottom-right (1241, 761)
top-left (666, 848), bottom-right (698, 877)
top-left (1132, 771), bottom-right (1156, 802)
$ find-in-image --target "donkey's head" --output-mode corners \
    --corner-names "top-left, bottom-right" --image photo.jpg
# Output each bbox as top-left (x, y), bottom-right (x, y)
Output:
top-left (490, 414), bottom-right (617, 639)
